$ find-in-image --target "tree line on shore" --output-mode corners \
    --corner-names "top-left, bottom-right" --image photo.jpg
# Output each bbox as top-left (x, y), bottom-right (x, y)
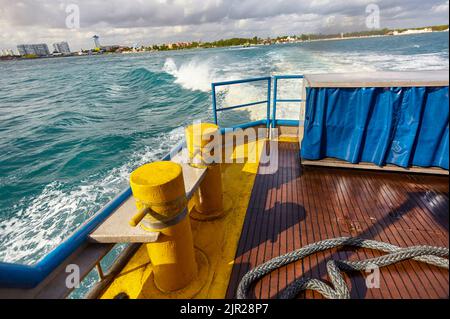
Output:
top-left (139, 24), bottom-right (449, 51)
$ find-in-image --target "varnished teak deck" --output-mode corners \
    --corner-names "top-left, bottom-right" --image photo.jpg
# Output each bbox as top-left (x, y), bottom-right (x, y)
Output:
top-left (227, 142), bottom-right (449, 299)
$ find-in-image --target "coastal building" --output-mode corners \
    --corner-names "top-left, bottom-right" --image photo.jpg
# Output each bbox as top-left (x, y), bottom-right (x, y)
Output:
top-left (53, 41), bottom-right (71, 54)
top-left (17, 45), bottom-right (33, 56)
top-left (17, 43), bottom-right (50, 57)
top-left (0, 49), bottom-right (15, 56)
top-left (93, 35), bottom-right (101, 49)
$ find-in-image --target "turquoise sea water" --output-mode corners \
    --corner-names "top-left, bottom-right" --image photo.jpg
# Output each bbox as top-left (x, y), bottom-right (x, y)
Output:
top-left (0, 32), bottom-right (448, 265)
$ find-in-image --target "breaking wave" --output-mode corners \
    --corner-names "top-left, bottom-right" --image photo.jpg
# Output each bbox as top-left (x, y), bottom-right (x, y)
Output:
top-left (163, 58), bottom-right (216, 92)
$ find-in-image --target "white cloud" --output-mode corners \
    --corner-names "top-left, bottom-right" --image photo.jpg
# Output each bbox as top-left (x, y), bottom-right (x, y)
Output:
top-left (0, 0), bottom-right (448, 51)
top-left (432, 0), bottom-right (449, 13)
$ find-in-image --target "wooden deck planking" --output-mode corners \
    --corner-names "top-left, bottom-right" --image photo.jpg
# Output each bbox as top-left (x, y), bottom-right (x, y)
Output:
top-left (226, 142), bottom-right (449, 299)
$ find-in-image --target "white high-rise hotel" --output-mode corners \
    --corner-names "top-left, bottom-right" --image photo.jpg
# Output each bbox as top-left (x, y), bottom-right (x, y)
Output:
top-left (17, 44), bottom-right (50, 56)
top-left (0, 49), bottom-right (15, 56)
top-left (53, 42), bottom-right (71, 54)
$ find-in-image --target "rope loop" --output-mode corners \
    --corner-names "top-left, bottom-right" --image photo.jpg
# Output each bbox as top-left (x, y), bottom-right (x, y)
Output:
top-left (236, 237), bottom-right (449, 299)
top-left (136, 195), bottom-right (188, 229)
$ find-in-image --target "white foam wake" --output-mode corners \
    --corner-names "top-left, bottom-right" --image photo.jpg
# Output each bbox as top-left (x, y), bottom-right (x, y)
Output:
top-left (163, 58), bottom-right (216, 92)
top-left (0, 127), bottom-right (185, 264)
top-left (315, 51), bottom-right (449, 72)
top-left (163, 57), bottom-right (276, 121)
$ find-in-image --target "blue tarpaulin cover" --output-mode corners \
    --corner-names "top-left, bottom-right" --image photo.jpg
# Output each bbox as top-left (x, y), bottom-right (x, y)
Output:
top-left (301, 86), bottom-right (449, 170)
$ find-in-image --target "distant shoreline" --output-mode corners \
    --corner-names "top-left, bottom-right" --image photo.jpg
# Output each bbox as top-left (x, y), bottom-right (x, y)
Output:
top-left (1, 28), bottom-right (448, 62)
top-left (303, 29), bottom-right (448, 43)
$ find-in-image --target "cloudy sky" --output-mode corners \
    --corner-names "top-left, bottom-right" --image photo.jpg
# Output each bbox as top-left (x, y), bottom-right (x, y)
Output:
top-left (0, 0), bottom-right (448, 51)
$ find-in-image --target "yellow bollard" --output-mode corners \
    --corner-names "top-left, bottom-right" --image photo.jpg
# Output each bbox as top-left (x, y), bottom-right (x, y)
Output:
top-left (130, 161), bottom-right (197, 292)
top-left (185, 123), bottom-right (225, 221)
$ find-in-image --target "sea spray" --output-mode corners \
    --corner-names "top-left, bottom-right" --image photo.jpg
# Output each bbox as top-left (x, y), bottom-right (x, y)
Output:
top-left (163, 58), bottom-right (216, 92)
top-left (0, 126), bottom-right (185, 264)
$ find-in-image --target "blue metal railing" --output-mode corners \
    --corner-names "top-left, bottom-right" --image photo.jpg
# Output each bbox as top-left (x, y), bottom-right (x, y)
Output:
top-left (211, 76), bottom-right (272, 129)
top-left (272, 75), bottom-right (304, 128)
top-left (211, 75), bottom-right (304, 130)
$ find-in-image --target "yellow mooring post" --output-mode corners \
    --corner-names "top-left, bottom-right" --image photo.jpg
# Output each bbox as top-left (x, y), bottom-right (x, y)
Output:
top-left (185, 123), bottom-right (225, 221)
top-left (129, 161), bottom-right (197, 292)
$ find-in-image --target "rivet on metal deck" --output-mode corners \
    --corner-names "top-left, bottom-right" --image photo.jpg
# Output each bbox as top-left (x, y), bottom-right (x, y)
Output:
top-left (226, 142), bottom-right (449, 299)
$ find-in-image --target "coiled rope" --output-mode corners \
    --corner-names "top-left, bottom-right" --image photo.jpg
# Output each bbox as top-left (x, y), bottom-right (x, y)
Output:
top-left (236, 237), bottom-right (449, 299)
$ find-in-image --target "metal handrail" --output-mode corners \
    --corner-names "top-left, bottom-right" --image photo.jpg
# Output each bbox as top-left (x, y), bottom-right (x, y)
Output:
top-left (212, 76), bottom-right (272, 128)
top-left (211, 75), bottom-right (304, 129)
top-left (272, 75), bottom-right (304, 128)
